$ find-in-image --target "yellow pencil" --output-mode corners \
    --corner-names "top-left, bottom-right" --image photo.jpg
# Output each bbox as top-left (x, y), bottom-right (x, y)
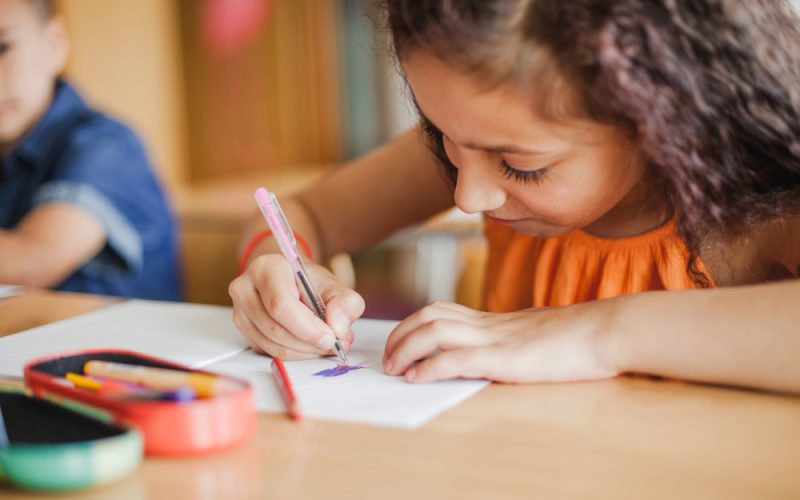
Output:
top-left (66, 372), bottom-right (103, 391)
top-left (84, 361), bottom-right (238, 398)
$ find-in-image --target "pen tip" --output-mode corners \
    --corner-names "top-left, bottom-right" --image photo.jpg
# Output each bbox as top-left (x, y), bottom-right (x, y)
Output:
top-left (334, 340), bottom-right (348, 366)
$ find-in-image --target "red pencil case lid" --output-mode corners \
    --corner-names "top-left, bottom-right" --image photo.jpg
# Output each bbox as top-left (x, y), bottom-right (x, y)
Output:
top-left (23, 349), bottom-right (257, 456)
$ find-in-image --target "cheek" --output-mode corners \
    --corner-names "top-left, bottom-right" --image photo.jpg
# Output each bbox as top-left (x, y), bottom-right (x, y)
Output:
top-left (505, 183), bottom-right (579, 222)
top-left (9, 63), bottom-right (52, 107)
top-left (594, 149), bottom-right (645, 201)
top-left (9, 42), bottom-right (52, 82)
top-left (506, 155), bottom-right (638, 224)
top-left (0, 54), bottom-right (28, 94)
top-left (0, 55), bottom-right (54, 138)
top-left (553, 150), bottom-right (644, 221)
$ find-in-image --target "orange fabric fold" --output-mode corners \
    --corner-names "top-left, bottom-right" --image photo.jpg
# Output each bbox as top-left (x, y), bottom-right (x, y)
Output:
top-left (482, 218), bottom-right (714, 312)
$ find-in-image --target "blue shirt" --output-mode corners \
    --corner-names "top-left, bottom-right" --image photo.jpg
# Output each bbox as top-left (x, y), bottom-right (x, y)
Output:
top-left (0, 81), bottom-right (182, 300)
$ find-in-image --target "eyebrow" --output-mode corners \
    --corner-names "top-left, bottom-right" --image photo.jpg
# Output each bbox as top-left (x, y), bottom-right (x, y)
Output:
top-left (461, 141), bottom-right (550, 155)
top-left (419, 112), bottom-right (551, 156)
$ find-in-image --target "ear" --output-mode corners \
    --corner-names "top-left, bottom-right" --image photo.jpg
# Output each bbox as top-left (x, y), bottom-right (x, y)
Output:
top-left (43, 15), bottom-right (70, 76)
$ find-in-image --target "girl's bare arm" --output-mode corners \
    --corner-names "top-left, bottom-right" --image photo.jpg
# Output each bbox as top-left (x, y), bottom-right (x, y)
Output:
top-left (603, 279), bottom-right (800, 394)
top-left (240, 127), bottom-right (453, 264)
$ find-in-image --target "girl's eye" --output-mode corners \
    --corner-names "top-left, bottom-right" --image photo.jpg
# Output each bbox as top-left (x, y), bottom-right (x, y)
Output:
top-left (498, 159), bottom-right (549, 185)
top-left (0, 42), bottom-right (9, 55)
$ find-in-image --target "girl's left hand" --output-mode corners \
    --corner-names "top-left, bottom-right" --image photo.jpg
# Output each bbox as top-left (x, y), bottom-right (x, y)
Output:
top-left (382, 301), bottom-right (620, 384)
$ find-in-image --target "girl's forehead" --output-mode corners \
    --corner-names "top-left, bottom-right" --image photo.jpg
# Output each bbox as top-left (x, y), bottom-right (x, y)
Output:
top-left (404, 50), bottom-right (616, 151)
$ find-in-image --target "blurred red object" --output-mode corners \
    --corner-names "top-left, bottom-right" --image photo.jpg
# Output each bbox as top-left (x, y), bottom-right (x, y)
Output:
top-left (202, 0), bottom-right (273, 58)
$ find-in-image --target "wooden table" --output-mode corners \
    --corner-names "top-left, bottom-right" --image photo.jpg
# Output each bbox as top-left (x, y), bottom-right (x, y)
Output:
top-left (1, 290), bottom-right (799, 499)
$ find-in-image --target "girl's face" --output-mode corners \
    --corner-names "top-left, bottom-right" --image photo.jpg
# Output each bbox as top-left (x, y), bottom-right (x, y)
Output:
top-left (403, 50), bottom-right (655, 238)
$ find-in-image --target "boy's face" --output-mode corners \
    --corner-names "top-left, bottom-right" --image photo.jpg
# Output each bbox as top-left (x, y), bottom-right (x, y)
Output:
top-left (0, 0), bottom-right (68, 155)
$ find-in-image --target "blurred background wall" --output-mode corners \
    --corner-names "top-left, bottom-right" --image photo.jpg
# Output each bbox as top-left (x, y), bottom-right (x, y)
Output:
top-left (59, 0), bottom-right (188, 188)
top-left (58, 0), bottom-right (420, 183)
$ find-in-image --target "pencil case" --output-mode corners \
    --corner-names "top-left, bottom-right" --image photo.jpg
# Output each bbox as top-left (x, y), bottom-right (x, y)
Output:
top-left (0, 387), bottom-right (142, 491)
top-left (23, 349), bottom-right (257, 456)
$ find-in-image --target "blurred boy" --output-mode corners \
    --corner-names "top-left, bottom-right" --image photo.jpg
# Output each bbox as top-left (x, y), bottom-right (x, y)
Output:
top-left (0, 0), bottom-right (181, 300)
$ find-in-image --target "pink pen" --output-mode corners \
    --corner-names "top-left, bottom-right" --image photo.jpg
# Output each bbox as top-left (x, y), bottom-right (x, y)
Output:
top-left (254, 187), bottom-right (348, 366)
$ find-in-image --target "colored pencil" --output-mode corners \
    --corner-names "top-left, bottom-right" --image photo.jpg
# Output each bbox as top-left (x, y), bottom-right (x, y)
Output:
top-left (84, 361), bottom-right (237, 398)
top-left (271, 357), bottom-right (302, 421)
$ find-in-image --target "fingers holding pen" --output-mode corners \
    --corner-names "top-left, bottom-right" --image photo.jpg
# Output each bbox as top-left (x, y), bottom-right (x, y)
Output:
top-left (322, 286), bottom-right (365, 342)
top-left (234, 313), bottom-right (322, 360)
top-left (233, 188), bottom-right (364, 358)
top-left (256, 255), bottom-right (336, 348)
top-left (229, 272), bottom-right (322, 359)
top-left (231, 254), bottom-right (338, 354)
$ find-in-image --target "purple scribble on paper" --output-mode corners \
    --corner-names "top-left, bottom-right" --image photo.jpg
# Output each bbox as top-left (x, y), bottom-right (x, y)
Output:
top-left (313, 364), bottom-right (365, 377)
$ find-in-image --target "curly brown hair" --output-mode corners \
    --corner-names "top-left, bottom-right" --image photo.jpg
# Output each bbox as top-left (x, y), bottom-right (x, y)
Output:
top-left (379, 0), bottom-right (800, 285)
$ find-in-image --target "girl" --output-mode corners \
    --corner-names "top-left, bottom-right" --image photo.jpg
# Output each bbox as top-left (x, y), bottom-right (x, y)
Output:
top-left (229, 0), bottom-right (800, 393)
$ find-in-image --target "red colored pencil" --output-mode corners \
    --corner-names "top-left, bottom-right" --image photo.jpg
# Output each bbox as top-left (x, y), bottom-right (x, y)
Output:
top-left (271, 357), bottom-right (302, 421)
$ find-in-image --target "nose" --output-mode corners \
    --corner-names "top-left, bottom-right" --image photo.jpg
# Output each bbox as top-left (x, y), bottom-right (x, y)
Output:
top-left (452, 153), bottom-right (506, 214)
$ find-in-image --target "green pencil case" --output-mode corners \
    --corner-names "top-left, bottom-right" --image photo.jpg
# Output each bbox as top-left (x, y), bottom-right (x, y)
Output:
top-left (0, 387), bottom-right (143, 492)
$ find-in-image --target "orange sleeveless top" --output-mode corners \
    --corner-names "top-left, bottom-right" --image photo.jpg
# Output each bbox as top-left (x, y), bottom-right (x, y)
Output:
top-left (482, 218), bottom-right (715, 312)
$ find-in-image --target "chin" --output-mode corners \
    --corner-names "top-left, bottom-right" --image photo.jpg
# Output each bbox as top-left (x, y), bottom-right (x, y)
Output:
top-left (510, 220), bottom-right (573, 238)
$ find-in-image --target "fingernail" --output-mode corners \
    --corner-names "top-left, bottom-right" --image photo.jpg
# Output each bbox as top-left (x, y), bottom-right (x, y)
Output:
top-left (383, 359), bottom-right (393, 374)
top-left (314, 335), bottom-right (335, 351)
top-left (331, 311), bottom-right (350, 337)
top-left (405, 367), bottom-right (417, 382)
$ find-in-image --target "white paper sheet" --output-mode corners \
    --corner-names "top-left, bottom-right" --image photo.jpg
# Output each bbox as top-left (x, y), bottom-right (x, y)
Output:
top-left (0, 284), bottom-right (22, 299)
top-left (0, 301), bottom-right (488, 428)
top-left (0, 300), bottom-right (248, 378)
top-left (208, 318), bottom-right (489, 429)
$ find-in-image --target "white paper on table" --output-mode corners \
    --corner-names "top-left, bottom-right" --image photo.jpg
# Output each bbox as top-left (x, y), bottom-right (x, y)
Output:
top-left (208, 318), bottom-right (489, 429)
top-left (0, 300), bottom-right (248, 378)
top-left (0, 284), bottom-right (22, 299)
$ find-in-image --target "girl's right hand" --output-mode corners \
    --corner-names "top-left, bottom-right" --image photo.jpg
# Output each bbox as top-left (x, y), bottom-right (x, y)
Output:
top-left (228, 253), bottom-right (365, 360)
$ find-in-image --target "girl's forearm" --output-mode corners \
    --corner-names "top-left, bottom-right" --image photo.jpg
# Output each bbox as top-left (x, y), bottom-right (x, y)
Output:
top-left (295, 127), bottom-right (452, 258)
top-left (239, 128), bottom-right (452, 266)
top-left (239, 197), bottom-right (323, 267)
top-left (600, 280), bottom-right (800, 394)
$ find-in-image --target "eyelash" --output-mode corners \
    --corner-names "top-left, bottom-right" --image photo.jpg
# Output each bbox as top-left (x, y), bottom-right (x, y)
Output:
top-left (498, 159), bottom-right (549, 185)
top-left (433, 128), bottom-right (549, 186)
top-left (420, 118), bottom-right (438, 138)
